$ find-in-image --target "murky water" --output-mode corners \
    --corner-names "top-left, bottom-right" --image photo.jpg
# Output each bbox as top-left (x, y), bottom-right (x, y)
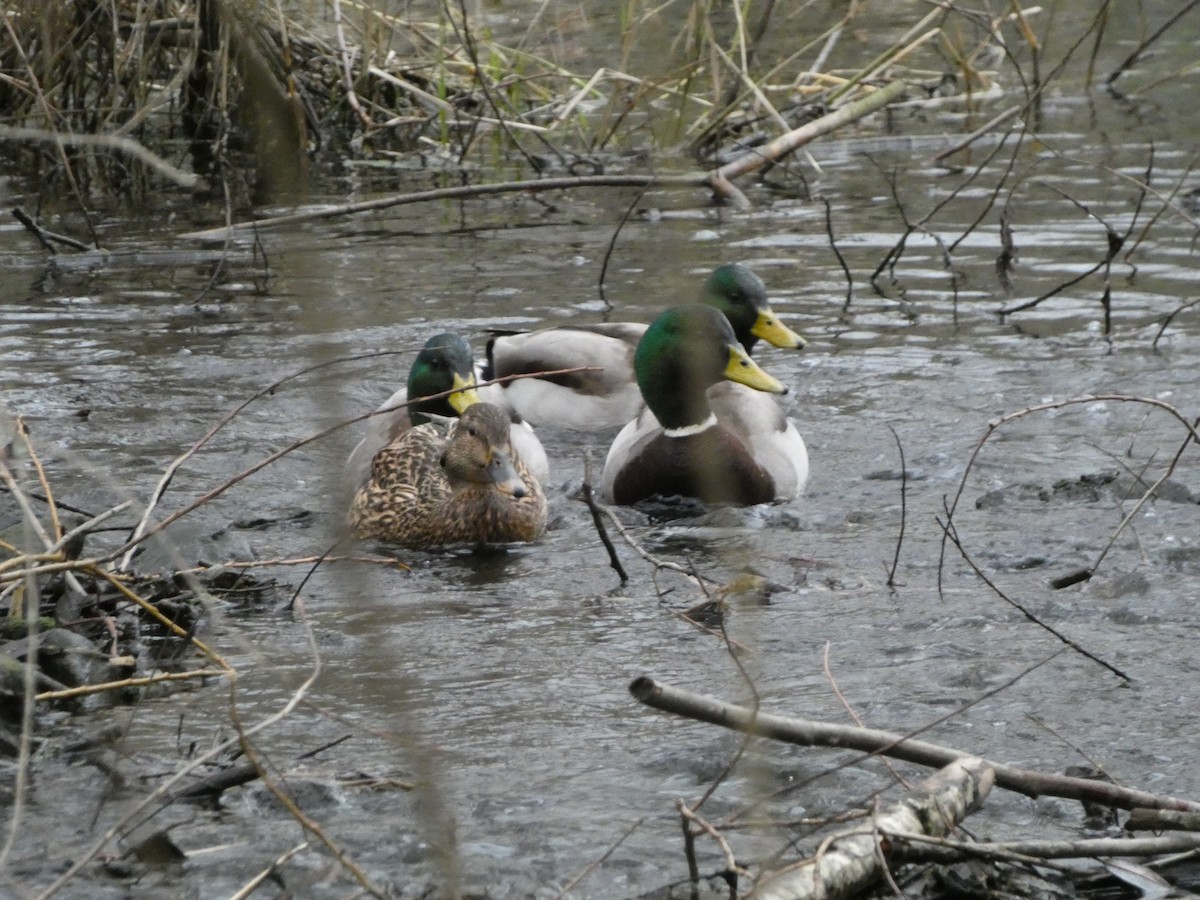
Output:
top-left (4, 6), bottom-right (1200, 899)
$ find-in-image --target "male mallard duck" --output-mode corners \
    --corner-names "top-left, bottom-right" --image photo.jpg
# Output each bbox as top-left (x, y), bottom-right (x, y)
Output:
top-left (345, 332), bottom-right (549, 491)
top-left (600, 305), bottom-right (809, 506)
top-left (350, 402), bottom-right (547, 547)
top-left (480, 264), bottom-right (806, 430)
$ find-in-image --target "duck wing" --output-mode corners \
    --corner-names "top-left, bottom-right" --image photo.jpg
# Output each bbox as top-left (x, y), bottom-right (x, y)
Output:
top-left (707, 382), bottom-right (809, 499)
top-left (483, 324), bottom-right (647, 430)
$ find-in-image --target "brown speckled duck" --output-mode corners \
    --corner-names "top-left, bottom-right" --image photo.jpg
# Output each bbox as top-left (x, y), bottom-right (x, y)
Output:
top-left (350, 402), bottom-right (547, 548)
top-left (345, 332), bottom-right (549, 492)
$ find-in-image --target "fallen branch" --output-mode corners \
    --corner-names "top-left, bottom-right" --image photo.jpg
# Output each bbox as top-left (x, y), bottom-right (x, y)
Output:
top-left (750, 757), bottom-right (994, 900)
top-left (0, 124), bottom-right (203, 190)
top-left (629, 677), bottom-right (1200, 814)
top-left (709, 79), bottom-right (911, 201)
top-left (179, 79), bottom-right (918, 241)
top-left (888, 830), bottom-right (1200, 863)
top-left (178, 175), bottom-right (692, 240)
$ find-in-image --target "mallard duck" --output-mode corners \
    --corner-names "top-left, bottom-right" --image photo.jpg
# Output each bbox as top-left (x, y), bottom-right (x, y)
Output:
top-left (345, 332), bottom-right (549, 491)
top-left (480, 264), bottom-right (806, 430)
top-left (600, 305), bottom-right (809, 506)
top-left (350, 402), bottom-right (547, 547)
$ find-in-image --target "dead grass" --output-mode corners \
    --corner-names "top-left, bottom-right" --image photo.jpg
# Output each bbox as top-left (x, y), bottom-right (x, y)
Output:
top-left (0, 0), bottom-right (1012, 203)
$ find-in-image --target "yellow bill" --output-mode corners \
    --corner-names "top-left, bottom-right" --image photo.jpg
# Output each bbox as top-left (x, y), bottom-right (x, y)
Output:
top-left (724, 346), bottom-right (787, 394)
top-left (448, 372), bottom-right (482, 414)
top-left (752, 309), bottom-right (807, 350)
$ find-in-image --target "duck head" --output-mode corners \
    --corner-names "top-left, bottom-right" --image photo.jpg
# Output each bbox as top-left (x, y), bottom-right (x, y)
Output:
top-left (407, 332), bottom-right (482, 425)
top-left (634, 305), bottom-right (786, 431)
top-left (701, 264), bottom-right (807, 354)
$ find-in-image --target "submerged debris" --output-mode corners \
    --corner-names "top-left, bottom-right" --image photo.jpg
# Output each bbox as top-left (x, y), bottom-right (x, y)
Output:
top-left (1, 469), bottom-right (281, 750)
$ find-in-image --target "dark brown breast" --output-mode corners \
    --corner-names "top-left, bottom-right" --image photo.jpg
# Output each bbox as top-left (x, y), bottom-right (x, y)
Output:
top-left (610, 429), bottom-right (774, 506)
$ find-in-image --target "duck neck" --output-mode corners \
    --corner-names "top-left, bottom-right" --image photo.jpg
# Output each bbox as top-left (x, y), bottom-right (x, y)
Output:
top-left (663, 414), bottom-right (718, 437)
top-left (640, 378), bottom-right (716, 432)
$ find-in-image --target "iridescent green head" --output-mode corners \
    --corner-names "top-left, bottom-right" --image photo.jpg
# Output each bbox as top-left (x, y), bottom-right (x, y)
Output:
top-left (634, 306), bottom-right (786, 430)
top-left (699, 264), bottom-right (807, 354)
top-left (406, 333), bottom-right (481, 425)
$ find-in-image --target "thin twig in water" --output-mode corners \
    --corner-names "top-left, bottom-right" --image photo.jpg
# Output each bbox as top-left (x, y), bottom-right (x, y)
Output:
top-left (181, 174), bottom-right (701, 240)
top-left (579, 468), bottom-right (627, 583)
top-left (551, 817), bottom-right (646, 900)
top-left (597, 506), bottom-right (717, 589)
top-left (937, 394), bottom-right (1200, 602)
top-left (0, 124), bottom-right (202, 189)
top-left (285, 537), bottom-right (353, 612)
top-left (678, 799), bottom-right (748, 896)
top-left (35, 669), bottom-right (227, 702)
top-left (930, 104), bottom-right (1022, 163)
top-left (718, 648), bottom-right (1068, 838)
top-left (885, 424), bottom-right (906, 589)
top-left (228, 841), bottom-right (310, 900)
top-left (822, 643), bottom-right (911, 793)
top-left (938, 507), bottom-right (1130, 683)
top-left (1106, 0), bottom-right (1200, 87)
top-left (999, 176), bottom-right (1142, 324)
top-left (598, 179), bottom-right (656, 311)
top-left (686, 553), bottom-right (756, 814)
top-left (1153, 299), bottom-right (1200, 351)
top-left (223, 598), bottom-right (387, 897)
top-left (820, 197), bottom-right (853, 310)
top-left (11, 207), bottom-right (93, 252)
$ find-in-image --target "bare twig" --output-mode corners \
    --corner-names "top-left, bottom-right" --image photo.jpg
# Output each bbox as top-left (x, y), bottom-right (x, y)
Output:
top-left (1106, 0), bottom-right (1200, 87)
top-left (678, 800), bottom-right (748, 896)
top-left (938, 394), bottom-right (1200, 600)
top-left (884, 425), bottom-right (906, 589)
top-left (331, 0), bottom-right (372, 129)
top-left (891, 831), bottom-right (1200, 863)
top-left (937, 510), bottom-right (1130, 682)
top-left (819, 197), bottom-right (853, 310)
top-left (579, 474), bottom-right (628, 584)
top-left (35, 668), bottom-right (227, 702)
top-left (551, 816), bottom-right (646, 900)
top-left (10, 207), bottom-right (92, 252)
top-left (598, 179), bottom-right (656, 310)
top-left (228, 841), bottom-right (310, 900)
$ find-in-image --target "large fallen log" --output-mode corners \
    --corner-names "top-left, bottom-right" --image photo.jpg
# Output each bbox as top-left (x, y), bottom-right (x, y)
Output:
top-left (629, 677), bottom-right (1200, 814)
top-left (750, 757), bottom-right (993, 900)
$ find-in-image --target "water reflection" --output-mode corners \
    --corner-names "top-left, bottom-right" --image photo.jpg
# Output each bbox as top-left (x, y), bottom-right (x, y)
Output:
top-left (4, 32), bottom-right (1200, 900)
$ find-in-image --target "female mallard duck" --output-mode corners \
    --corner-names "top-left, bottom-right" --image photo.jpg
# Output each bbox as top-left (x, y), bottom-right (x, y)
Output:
top-left (480, 264), bottom-right (806, 431)
top-left (350, 402), bottom-right (547, 547)
top-left (600, 305), bottom-right (809, 506)
top-left (345, 332), bottom-right (549, 491)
